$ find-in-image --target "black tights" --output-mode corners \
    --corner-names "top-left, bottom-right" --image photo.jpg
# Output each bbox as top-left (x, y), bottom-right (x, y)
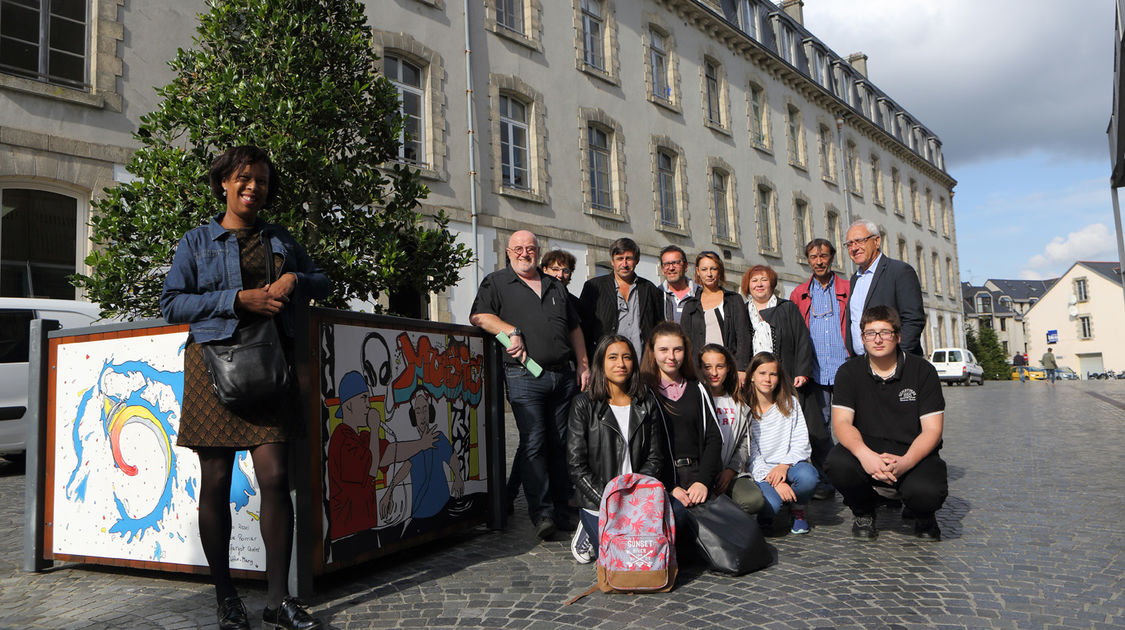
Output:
top-left (197, 443), bottom-right (293, 608)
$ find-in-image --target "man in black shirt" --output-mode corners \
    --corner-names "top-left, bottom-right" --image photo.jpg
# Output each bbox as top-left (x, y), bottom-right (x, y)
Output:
top-left (825, 305), bottom-right (947, 541)
top-left (578, 237), bottom-right (663, 358)
top-left (470, 230), bottom-right (590, 540)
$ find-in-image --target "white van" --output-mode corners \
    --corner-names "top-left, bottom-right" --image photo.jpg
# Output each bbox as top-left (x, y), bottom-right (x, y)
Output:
top-left (0, 298), bottom-right (109, 459)
top-left (929, 347), bottom-right (985, 386)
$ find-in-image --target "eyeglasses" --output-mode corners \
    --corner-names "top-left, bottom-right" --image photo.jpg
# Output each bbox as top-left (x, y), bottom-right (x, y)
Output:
top-left (861, 329), bottom-right (898, 341)
top-left (844, 234), bottom-right (877, 249)
top-left (546, 265), bottom-right (573, 274)
top-left (660, 260), bottom-right (685, 268)
top-left (507, 246), bottom-right (538, 255)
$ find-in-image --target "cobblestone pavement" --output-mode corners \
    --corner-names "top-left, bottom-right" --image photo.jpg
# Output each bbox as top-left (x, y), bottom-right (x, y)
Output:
top-left (1, 381), bottom-right (1124, 629)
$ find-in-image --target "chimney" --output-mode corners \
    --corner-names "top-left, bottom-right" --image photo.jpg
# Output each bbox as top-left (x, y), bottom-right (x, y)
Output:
top-left (847, 52), bottom-right (869, 78)
top-left (781, 0), bottom-right (804, 25)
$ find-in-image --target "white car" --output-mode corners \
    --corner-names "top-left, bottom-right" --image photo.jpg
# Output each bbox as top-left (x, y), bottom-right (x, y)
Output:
top-left (0, 298), bottom-right (110, 459)
top-left (930, 347), bottom-right (984, 386)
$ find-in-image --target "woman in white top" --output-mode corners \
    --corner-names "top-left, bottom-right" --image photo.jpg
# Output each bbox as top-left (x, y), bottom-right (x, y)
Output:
top-left (746, 352), bottom-right (817, 535)
top-left (698, 343), bottom-right (764, 516)
top-left (566, 335), bottom-right (667, 563)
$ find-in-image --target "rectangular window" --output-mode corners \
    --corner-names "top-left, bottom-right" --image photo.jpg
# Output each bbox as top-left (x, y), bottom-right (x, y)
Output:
top-left (1, 187), bottom-right (78, 299)
top-left (649, 30), bottom-right (669, 102)
top-left (916, 247), bottom-right (926, 292)
top-left (705, 61), bottom-right (721, 125)
top-left (1000, 318), bottom-right (1007, 332)
top-left (587, 125), bottom-right (612, 211)
top-left (712, 170), bottom-right (730, 241)
top-left (941, 197), bottom-right (950, 235)
top-left (870, 155), bottom-right (882, 204)
top-left (826, 210), bottom-right (841, 259)
top-left (496, 0), bottom-right (524, 34)
top-left (947, 258), bottom-right (955, 297)
top-left (657, 149), bottom-right (677, 227)
top-left (786, 105), bottom-right (802, 165)
top-left (846, 141), bottom-right (860, 193)
top-left (976, 294), bottom-right (992, 313)
top-left (749, 83), bottom-right (767, 147)
top-left (0, 0), bottom-right (87, 88)
top-left (1075, 277), bottom-right (1088, 302)
top-left (778, 23), bottom-right (794, 63)
top-left (385, 55), bottom-right (426, 164)
top-left (499, 95), bottom-right (529, 190)
top-left (926, 189), bottom-right (936, 229)
top-left (817, 125), bottom-right (832, 180)
top-left (892, 168), bottom-right (903, 215)
top-left (910, 180), bottom-right (921, 223)
top-left (794, 199), bottom-right (809, 256)
top-left (932, 252), bottom-right (941, 294)
top-left (738, 0), bottom-right (760, 40)
top-left (581, 0), bottom-right (604, 70)
top-left (757, 185), bottom-right (774, 252)
top-left (1079, 315), bottom-right (1093, 339)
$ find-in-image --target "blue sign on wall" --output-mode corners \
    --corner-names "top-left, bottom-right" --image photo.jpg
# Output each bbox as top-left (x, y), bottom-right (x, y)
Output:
top-left (1046, 330), bottom-right (1058, 344)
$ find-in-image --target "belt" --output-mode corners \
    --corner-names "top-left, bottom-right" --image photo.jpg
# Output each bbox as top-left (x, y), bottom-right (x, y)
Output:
top-left (539, 362), bottom-right (573, 373)
top-left (673, 457), bottom-right (696, 467)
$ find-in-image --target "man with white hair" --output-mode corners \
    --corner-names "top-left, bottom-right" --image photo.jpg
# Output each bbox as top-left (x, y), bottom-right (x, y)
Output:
top-left (843, 219), bottom-right (926, 356)
top-left (470, 230), bottom-right (590, 540)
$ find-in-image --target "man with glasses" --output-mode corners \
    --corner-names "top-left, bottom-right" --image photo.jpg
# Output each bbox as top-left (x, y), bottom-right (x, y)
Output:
top-left (790, 238), bottom-right (851, 499)
top-left (579, 237), bottom-right (663, 357)
top-left (657, 245), bottom-right (699, 323)
top-left (843, 219), bottom-right (926, 356)
top-left (470, 231), bottom-right (590, 540)
top-left (825, 305), bottom-right (947, 541)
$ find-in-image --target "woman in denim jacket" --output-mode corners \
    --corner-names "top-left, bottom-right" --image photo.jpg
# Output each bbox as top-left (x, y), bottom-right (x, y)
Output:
top-left (160, 146), bottom-right (328, 630)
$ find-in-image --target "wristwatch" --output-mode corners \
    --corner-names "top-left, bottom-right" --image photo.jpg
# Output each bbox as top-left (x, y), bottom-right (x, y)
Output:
top-left (508, 327), bottom-right (522, 338)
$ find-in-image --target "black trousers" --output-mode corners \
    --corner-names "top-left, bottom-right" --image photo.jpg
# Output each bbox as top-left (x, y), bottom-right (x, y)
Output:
top-left (824, 439), bottom-right (947, 518)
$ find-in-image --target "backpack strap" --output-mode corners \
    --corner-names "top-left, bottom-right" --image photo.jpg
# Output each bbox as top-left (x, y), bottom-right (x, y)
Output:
top-left (564, 583), bottom-right (600, 606)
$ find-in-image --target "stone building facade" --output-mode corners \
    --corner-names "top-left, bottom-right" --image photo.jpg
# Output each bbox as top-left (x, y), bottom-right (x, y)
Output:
top-left (0, 0), bottom-right (962, 352)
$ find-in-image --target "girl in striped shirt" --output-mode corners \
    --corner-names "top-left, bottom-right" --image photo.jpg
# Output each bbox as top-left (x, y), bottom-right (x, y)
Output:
top-left (746, 352), bottom-right (817, 535)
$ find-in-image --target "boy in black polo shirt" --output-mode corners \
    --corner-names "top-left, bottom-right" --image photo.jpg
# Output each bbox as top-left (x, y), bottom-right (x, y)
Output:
top-left (825, 305), bottom-right (947, 540)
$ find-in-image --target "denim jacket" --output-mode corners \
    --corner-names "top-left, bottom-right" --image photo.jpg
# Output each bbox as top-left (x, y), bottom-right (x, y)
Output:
top-left (160, 214), bottom-right (330, 343)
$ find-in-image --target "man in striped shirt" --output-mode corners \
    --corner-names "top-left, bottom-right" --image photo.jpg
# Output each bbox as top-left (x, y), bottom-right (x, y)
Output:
top-left (825, 305), bottom-right (947, 542)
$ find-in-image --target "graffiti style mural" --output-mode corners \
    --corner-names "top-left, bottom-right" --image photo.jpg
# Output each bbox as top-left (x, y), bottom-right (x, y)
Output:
top-left (51, 331), bottom-right (265, 570)
top-left (319, 323), bottom-right (488, 564)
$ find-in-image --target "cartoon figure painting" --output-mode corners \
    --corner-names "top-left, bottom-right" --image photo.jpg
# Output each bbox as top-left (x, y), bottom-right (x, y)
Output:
top-left (382, 389), bottom-right (465, 538)
top-left (327, 371), bottom-right (435, 540)
top-left (321, 322), bottom-right (487, 564)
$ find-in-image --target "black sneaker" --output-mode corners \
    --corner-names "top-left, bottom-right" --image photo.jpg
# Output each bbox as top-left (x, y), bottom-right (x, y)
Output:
top-left (262, 597), bottom-right (322, 630)
top-left (914, 516), bottom-right (941, 541)
top-left (812, 483), bottom-right (836, 500)
top-left (217, 596), bottom-right (249, 630)
top-left (535, 517), bottom-right (556, 540)
top-left (851, 515), bottom-right (878, 539)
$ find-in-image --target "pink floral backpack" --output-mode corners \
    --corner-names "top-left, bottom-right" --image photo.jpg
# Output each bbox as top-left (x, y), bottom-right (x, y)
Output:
top-left (567, 473), bottom-right (677, 604)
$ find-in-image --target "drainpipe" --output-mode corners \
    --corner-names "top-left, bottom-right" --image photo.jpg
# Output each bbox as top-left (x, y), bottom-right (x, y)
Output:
top-left (463, 0), bottom-right (480, 288)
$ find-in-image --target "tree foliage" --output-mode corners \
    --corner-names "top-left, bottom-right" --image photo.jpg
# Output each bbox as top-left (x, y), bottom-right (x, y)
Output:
top-left (966, 325), bottom-right (1008, 380)
top-left (73, 0), bottom-right (473, 318)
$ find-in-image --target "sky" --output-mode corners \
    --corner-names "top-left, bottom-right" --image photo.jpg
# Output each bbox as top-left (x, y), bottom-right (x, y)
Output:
top-left (803, 0), bottom-right (1120, 283)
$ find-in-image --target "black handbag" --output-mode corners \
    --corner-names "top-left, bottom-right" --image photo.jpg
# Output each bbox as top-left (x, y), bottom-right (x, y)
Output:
top-left (686, 494), bottom-right (772, 575)
top-left (200, 234), bottom-right (291, 411)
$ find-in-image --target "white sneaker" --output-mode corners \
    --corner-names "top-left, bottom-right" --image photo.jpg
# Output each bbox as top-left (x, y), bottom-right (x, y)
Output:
top-left (571, 525), bottom-right (595, 564)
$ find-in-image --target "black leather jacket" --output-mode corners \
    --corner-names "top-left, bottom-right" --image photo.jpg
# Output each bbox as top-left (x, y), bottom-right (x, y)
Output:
top-left (566, 390), bottom-right (668, 511)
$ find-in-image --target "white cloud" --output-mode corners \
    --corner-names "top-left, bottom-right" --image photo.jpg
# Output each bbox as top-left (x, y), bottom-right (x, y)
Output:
top-left (803, 0), bottom-right (1114, 168)
top-left (1021, 223), bottom-right (1117, 277)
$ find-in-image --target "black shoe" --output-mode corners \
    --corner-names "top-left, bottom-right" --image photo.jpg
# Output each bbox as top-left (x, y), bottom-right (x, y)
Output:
top-left (914, 517), bottom-right (941, 541)
top-left (535, 517), bottom-right (556, 540)
top-left (851, 515), bottom-right (878, 539)
top-left (263, 597), bottom-right (323, 630)
top-left (812, 483), bottom-right (836, 500)
top-left (217, 596), bottom-right (249, 630)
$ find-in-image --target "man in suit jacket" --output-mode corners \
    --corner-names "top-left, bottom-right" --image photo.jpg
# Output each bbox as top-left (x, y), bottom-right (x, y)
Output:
top-left (843, 219), bottom-right (926, 356)
top-left (578, 237), bottom-right (663, 358)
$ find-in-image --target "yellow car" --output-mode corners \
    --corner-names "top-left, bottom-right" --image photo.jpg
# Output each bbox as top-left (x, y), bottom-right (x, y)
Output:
top-left (1010, 366), bottom-right (1046, 381)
